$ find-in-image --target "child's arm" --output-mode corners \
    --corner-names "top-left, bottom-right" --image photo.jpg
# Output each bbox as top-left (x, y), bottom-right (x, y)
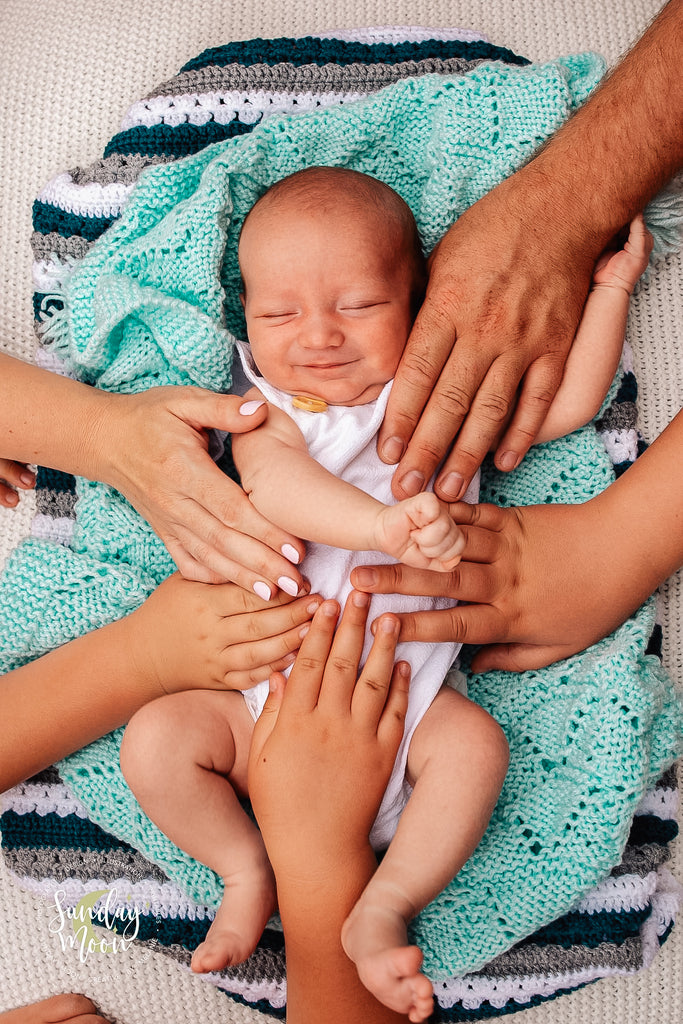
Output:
top-left (535, 215), bottom-right (653, 442)
top-left (232, 388), bottom-right (464, 571)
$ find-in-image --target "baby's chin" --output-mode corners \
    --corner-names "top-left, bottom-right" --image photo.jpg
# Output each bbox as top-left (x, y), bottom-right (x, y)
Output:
top-left (288, 380), bottom-right (388, 407)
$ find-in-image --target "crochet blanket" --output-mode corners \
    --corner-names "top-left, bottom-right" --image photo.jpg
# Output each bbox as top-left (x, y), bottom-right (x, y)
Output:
top-left (1, 28), bottom-right (682, 1019)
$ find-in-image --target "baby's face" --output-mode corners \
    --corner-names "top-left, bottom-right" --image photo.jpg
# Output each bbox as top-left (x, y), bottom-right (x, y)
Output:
top-left (239, 202), bottom-right (415, 406)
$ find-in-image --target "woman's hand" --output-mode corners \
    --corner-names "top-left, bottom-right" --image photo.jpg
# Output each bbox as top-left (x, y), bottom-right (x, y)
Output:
top-left (249, 591), bottom-right (409, 883)
top-left (0, 458), bottom-right (35, 508)
top-left (102, 385), bottom-right (306, 589)
top-left (124, 574), bottom-right (322, 694)
top-left (379, 169), bottom-right (599, 504)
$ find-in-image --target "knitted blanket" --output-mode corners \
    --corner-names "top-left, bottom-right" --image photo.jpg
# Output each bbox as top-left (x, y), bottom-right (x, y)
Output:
top-left (1, 28), bottom-right (682, 1019)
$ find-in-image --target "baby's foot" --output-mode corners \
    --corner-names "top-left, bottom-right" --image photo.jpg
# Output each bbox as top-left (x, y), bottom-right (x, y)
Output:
top-left (191, 860), bottom-right (276, 973)
top-left (376, 492), bottom-right (464, 572)
top-left (341, 902), bottom-right (434, 1023)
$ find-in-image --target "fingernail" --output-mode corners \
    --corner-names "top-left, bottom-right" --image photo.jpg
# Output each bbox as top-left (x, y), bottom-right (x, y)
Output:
top-left (352, 591), bottom-right (370, 607)
top-left (499, 451), bottom-right (520, 472)
top-left (4, 493), bottom-right (18, 506)
top-left (353, 567), bottom-right (377, 588)
top-left (438, 472), bottom-right (464, 501)
top-left (299, 625), bottom-right (310, 640)
top-left (253, 581), bottom-right (272, 600)
top-left (277, 576), bottom-right (299, 596)
top-left (399, 470), bottom-right (425, 496)
top-left (281, 543), bottom-right (301, 564)
top-left (321, 600), bottom-right (338, 617)
top-left (398, 661), bottom-right (410, 678)
top-left (378, 616), bottom-right (399, 636)
top-left (283, 652), bottom-right (297, 665)
top-left (20, 472), bottom-right (35, 486)
top-left (307, 598), bottom-right (322, 614)
top-left (239, 399), bottom-right (266, 416)
top-left (381, 436), bottom-right (405, 463)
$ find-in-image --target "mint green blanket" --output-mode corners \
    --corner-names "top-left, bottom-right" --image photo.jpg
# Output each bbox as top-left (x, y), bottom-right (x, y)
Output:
top-left (1, 56), bottom-right (681, 977)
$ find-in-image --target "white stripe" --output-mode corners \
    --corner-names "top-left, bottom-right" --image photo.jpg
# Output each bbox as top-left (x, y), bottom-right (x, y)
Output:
top-left (30, 513), bottom-right (74, 545)
top-left (635, 785), bottom-right (679, 820)
top-left (1, 781), bottom-right (89, 819)
top-left (600, 427), bottom-right (639, 464)
top-left (37, 172), bottom-right (133, 219)
top-left (120, 88), bottom-right (367, 130)
top-left (571, 870), bottom-right (658, 915)
top-left (312, 26), bottom-right (489, 44)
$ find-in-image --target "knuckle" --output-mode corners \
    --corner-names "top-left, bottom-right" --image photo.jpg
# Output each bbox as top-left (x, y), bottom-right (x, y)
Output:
top-left (330, 655), bottom-right (356, 675)
top-left (434, 380), bottom-right (471, 417)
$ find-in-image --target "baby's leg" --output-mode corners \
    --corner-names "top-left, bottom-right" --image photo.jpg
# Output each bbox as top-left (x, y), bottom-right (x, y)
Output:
top-left (120, 689), bottom-right (275, 973)
top-left (341, 686), bottom-right (509, 1022)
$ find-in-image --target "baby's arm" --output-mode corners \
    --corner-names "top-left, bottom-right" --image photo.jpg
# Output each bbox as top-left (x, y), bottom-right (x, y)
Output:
top-left (535, 215), bottom-right (653, 442)
top-left (232, 389), bottom-right (463, 571)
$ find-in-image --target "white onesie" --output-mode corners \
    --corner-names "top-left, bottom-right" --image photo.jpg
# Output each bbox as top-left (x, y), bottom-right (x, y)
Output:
top-left (236, 342), bottom-right (478, 848)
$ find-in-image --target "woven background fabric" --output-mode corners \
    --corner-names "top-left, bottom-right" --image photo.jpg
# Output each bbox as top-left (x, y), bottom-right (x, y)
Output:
top-left (0, 2), bottom-right (681, 1023)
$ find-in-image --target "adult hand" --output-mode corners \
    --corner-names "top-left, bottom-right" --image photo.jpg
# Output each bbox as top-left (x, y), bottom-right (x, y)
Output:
top-left (0, 458), bottom-right (35, 508)
top-left (249, 592), bottom-right (409, 882)
top-left (352, 488), bottom-right (680, 672)
top-left (125, 573), bottom-right (322, 693)
top-left (103, 385), bottom-right (306, 588)
top-left (379, 170), bottom-right (601, 503)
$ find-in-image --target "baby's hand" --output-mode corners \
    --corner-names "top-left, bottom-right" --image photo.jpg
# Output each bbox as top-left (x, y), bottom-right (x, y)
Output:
top-left (375, 493), bottom-right (464, 571)
top-left (592, 214), bottom-right (653, 294)
top-left (0, 458), bottom-right (36, 508)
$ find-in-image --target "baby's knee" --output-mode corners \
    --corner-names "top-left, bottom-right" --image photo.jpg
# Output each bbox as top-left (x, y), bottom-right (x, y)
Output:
top-left (120, 694), bottom-right (187, 788)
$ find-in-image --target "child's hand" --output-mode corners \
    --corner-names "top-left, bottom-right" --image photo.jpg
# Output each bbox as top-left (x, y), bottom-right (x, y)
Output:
top-left (0, 458), bottom-right (35, 508)
top-left (592, 214), bottom-right (653, 294)
top-left (124, 573), bottom-right (322, 694)
top-left (374, 492), bottom-right (465, 571)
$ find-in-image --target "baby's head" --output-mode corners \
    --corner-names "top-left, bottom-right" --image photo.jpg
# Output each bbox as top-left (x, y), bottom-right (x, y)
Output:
top-left (238, 166), bottom-right (426, 406)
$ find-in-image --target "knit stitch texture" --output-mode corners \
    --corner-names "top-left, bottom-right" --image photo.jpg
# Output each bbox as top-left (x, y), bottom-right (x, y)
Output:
top-left (1, 38), bottom-right (682, 994)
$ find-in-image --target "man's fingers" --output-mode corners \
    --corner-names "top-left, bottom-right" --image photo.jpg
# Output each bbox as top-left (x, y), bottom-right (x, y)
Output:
top-left (470, 641), bottom-right (572, 673)
top-left (378, 296), bottom-right (459, 467)
top-left (492, 357), bottom-right (565, 471)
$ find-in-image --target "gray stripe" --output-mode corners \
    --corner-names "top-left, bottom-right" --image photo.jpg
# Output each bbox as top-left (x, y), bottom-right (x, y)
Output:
top-left (4, 843), bottom-right (168, 885)
top-left (475, 935), bottom-right (644, 980)
top-left (611, 840), bottom-right (671, 877)
top-left (151, 934), bottom-right (286, 985)
top-left (596, 400), bottom-right (638, 432)
top-left (145, 56), bottom-right (483, 100)
top-left (68, 152), bottom-right (172, 187)
top-left (36, 487), bottom-right (77, 518)
top-left (31, 230), bottom-right (92, 262)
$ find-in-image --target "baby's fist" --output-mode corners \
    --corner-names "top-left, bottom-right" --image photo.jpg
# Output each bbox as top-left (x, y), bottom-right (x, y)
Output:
top-left (376, 493), bottom-right (465, 571)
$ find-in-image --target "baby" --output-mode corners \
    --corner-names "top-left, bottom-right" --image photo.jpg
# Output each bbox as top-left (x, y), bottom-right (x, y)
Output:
top-left (121, 167), bottom-right (651, 1022)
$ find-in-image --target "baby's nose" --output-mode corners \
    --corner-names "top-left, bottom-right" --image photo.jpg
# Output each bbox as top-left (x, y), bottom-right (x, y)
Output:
top-left (301, 314), bottom-right (344, 348)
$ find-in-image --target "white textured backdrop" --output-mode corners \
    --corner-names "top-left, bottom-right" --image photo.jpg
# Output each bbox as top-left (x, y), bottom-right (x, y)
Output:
top-left (0, 1), bottom-right (680, 1021)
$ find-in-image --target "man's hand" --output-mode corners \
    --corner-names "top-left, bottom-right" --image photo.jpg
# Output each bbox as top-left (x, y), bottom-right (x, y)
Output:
top-left (379, 173), bottom-right (600, 503)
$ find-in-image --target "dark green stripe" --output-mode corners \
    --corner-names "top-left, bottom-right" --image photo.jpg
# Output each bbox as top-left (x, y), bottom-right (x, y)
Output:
top-left (0, 810), bottom-right (134, 854)
top-left (181, 37), bottom-right (529, 73)
top-left (104, 118), bottom-right (253, 158)
top-left (32, 200), bottom-right (114, 242)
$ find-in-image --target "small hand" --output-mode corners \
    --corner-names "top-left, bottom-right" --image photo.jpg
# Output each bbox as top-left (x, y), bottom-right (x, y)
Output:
top-left (103, 386), bottom-right (306, 590)
top-left (0, 458), bottom-right (35, 508)
top-left (375, 493), bottom-right (464, 571)
top-left (592, 213), bottom-right (653, 293)
top-left (125, 573), bottom-right (322, 693)
top-left (248, 592), bottom-right (410, 882)
top-left (378, 171), bottom-right (598, 502)
top-left (0, 995), bottom-right (110, 1024)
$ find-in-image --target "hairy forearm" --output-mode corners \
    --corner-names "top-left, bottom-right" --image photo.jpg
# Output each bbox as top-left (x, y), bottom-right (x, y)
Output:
top-left (0, 616), bottom-right (160, 793)
top-left (516, 0), bottom-right (683, 253)
top-left (0, 353), bottom-right (116, 482)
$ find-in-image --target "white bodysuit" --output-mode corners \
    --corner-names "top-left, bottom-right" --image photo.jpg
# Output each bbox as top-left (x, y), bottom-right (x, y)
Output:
top-left (237, 343), bottom-right (478, 848)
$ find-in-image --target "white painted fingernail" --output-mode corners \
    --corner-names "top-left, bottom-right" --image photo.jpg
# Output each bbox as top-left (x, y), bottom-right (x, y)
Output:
top-left (240, 400), bottom-right (266, 416)
top-left (253, 581), bottom-right (272, 600)
top-left (278, 576), bottom-right (299, 596)
top-left (281, 543), bottom-right (301, 564)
